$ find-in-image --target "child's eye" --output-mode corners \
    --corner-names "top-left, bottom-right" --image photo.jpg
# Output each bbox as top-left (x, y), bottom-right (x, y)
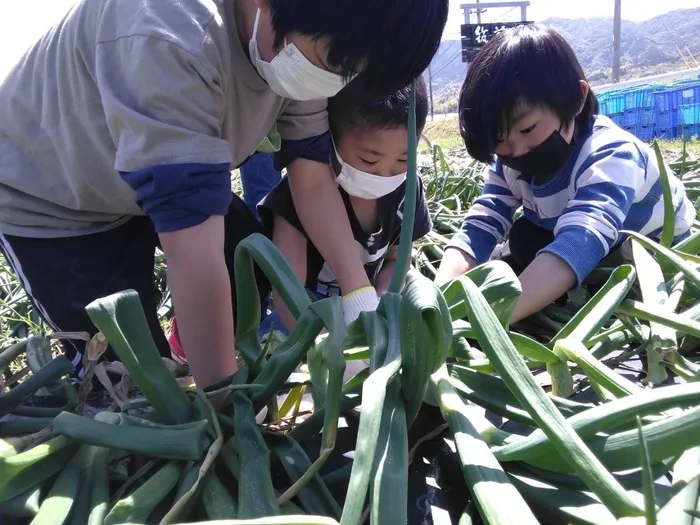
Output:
top-left (359, 157), bottom-right (378, 166)
top-left (520, 123), bottom-right (537, 134)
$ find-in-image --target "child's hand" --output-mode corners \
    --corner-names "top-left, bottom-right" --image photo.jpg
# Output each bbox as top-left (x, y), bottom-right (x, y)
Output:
top-left (435, 247), bottom-right (477, 286)
top-left (342, 286), bottom-right (380, 325)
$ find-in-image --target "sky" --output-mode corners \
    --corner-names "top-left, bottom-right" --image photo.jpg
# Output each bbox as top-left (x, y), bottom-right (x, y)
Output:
top-left (1, 0), bottom-right (699, 74)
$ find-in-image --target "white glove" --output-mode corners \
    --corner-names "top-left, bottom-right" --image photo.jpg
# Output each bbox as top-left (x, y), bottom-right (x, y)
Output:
top-left (342, 286), bottom-right (380, 325)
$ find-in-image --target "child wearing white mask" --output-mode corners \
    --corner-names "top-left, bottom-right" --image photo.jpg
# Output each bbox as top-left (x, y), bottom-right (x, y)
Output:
top-left (257, 77), bottom-right (432, 337)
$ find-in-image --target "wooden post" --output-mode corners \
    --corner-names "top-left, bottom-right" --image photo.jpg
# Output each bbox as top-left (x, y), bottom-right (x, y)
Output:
top-left (428, 65), bottom-right (434, 120)
top-left (613, 0), bottom-right (622, 83)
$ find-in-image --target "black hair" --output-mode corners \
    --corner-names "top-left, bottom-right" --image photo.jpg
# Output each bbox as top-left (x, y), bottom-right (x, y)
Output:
top-left (328, 76), bottom-right (429, 140)
top-left (268, 0), bottom-right (448, 96)
top-left (458, 23), bottom-right (599, 163)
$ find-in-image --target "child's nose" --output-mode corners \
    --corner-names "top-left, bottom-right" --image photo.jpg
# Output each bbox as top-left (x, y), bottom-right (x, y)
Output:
top-left (511, 145), bottom-right (530, 158)
top-left (502, 141), bottom-right (530, 158)
top-left (497, 139), bottom-right (527, 159)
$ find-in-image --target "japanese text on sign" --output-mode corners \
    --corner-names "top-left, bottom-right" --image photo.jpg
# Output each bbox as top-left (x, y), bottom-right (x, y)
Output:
top-left (460, 21), bottom-right (533, 62)
top-left (474, 24), bottom-right (510, 44)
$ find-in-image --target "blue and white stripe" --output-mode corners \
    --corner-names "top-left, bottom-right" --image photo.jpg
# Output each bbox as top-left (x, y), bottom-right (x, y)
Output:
top-left (449, 115), bottom-right (695, 286)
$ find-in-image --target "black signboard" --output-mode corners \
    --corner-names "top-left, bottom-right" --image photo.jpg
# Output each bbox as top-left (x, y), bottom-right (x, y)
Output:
top-left (460, 21), bottom-right (533, 62)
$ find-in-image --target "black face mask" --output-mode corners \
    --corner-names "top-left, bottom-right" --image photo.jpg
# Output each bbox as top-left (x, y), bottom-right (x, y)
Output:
top-left (498, 129), bottom-right (573, 185)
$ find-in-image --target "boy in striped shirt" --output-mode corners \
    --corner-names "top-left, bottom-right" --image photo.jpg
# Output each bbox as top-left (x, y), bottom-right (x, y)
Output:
top-left (435, 24), bottom-right (694, 323)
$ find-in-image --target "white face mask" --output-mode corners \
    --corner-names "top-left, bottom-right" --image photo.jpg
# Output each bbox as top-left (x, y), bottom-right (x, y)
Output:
top-left (335, 147), bottom-right (407, 200)
top-left (248, 9), bottom-right (349, 101)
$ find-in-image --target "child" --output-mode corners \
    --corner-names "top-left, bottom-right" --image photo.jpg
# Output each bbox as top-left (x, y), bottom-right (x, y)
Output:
top-left (435, 24), bottom-right (694, 324)
top-left (0, 0), bottom-right (448, 390)
top-left (257, 77), bottom-right (433, 337)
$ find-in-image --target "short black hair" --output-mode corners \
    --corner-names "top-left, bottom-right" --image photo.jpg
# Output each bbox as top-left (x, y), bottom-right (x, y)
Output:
top-left (268, 0), bottom-right (448, 96)
top-left (328, 76), bottom-right (429, 140)
top-left (458, 23), bottom-right (599, 163)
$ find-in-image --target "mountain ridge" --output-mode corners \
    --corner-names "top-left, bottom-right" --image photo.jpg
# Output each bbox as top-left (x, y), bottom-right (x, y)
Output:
top-left (429, 7), bottom-right (700, 113)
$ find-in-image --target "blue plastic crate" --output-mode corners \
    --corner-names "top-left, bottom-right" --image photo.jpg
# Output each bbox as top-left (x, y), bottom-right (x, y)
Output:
top-left (607, 112), bottom-right (625, 126)
top-left (622, 108), bottom-right (654, 127)
top-left (680, 124), bottom-right (700, 140)
top-left (679, 104), bottom-right (700, 125)
top-left (622, 110), bottom-right (637, 126)
top-left (653, 82), bottom-right (700, 112)
top-left (631, 125), bottom-right (655, 142)
top-left (623, 86), bottom-right (654, 109)
top-left (640, 108), bottom-right (655, 126)
top-left (604, 93), bottom-right (627, 113)
top-left (654, 126), bottom-right (678, 140)
top-left (656, 109), bottom-right (679, 129)
top-left (599, 98), bottom-right (612, 114)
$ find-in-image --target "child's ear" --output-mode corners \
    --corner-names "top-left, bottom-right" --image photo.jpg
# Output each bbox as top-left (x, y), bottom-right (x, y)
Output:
top-left (576, 81), bottom-right (590, 115)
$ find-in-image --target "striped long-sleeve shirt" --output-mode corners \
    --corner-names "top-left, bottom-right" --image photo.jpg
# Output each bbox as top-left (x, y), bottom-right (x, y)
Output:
top-left (448, 115), bottom-right (696, 287)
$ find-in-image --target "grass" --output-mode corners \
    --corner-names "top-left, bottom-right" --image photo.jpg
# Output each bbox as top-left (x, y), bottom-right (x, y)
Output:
top-left (659, 137), bottom-right (700, 159)
top-left (421, 117), bottom-right (463, 152)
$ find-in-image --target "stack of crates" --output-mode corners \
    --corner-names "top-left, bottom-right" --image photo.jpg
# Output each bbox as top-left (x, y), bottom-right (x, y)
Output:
top-left (597, 76), bottom-right (700, 142)
top-left (623, 85), bottom-right (655, 141)
top-left (599, 85), bottom-right (655, 140)
top-left (679, 103), bottom-right (700, 140)
top-left (653, 80), bottom-right (700, 139)
top-left (599, 90), bottom-right (626, 123)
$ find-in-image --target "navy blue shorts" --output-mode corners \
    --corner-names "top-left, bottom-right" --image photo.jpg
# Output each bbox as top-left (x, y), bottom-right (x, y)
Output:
top-left (0, 193), bottom-right (271, 366)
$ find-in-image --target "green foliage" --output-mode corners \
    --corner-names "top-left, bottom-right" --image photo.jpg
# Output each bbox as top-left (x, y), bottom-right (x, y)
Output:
top-left (2, 97), bottom-right (700, 525)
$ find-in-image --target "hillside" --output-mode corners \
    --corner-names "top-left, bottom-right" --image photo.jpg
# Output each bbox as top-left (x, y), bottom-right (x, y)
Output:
top-left (429, 7), bottom-right (700, 114)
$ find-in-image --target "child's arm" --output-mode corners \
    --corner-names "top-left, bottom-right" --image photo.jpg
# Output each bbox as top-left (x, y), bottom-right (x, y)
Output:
top-left (509, 253), bottom-right (576, 322)
top-left (160, 216), bottom-right (238, 390)
top-left (435, 248), bottom-right (478, 284)
top-left (435, 162), bottom-right (520, 285)
top-left (510, 141), bottom-right (647, 323)
top-left (375, 245), bottom-right (399, 295)
top-left (276, 99), bottom-right (378, 325)
top-left (270, 213), bottom-right (308, 333)
top-left (287, 157), bottom-right (379, 323)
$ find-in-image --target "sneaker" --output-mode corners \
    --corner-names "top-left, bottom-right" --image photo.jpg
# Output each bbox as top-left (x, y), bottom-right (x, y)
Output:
top-left (166, 316), bottom-right (187, 365)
